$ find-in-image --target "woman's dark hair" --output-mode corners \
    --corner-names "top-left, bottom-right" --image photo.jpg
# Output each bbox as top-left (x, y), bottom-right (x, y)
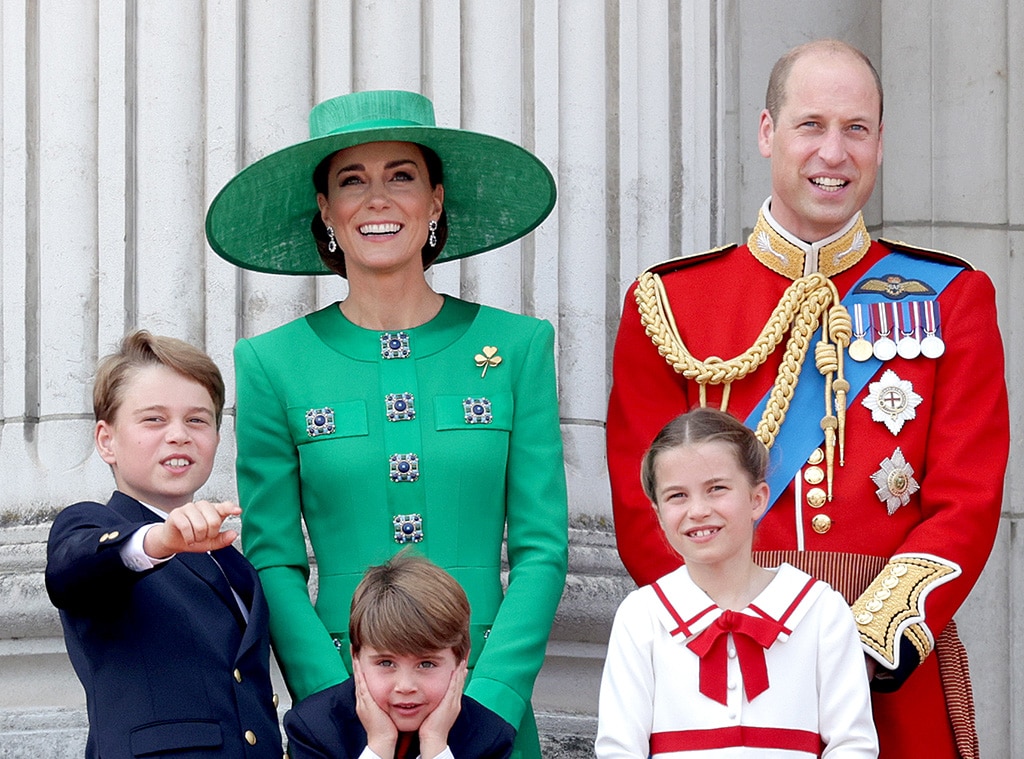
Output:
top-left (640, 407), bottom-right (769, 503)
top-left (310, 143), bottom-right (449, 278)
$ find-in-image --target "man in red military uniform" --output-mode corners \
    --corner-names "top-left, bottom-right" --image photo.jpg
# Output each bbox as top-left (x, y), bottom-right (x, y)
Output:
top-left (606, 39), bottom-right (1008, 758)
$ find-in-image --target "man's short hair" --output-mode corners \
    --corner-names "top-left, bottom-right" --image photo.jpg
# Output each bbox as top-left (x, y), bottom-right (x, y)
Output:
top-left (93, 330), bottom-right (226, 428)
top-left (349, 553), bottom-right (471, 662)
top-left (765, 39), bottom-right (883, 123)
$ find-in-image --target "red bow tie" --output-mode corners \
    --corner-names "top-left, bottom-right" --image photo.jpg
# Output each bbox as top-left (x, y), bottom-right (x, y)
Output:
top-left (686, 609), bottom-right (785, 705)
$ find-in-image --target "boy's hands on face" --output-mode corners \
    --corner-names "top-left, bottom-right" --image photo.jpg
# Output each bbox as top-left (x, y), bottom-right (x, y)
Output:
top-left (143, 500), bottom-right (241, 558)
top-left (353, 657), bottom-right (399, 758)
top-left (418, 658), bottom-right (467, 759)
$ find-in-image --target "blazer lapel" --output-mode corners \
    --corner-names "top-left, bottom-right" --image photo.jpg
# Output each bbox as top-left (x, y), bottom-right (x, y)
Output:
top-left (213, 546), bottom-right (255, 610)
top-left (106, 492), bottom-right (250, 631)
top-left (178, 552), bottom-right (248, 631)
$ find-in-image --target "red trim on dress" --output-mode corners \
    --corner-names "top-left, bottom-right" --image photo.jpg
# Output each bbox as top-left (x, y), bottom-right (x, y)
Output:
top-left (651, 580), bottom-right (716, 638)
top-left (650, 725), bottom-right (823, 755)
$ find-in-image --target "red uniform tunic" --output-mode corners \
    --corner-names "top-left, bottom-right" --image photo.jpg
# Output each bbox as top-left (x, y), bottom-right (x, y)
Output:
top-left (606, 209), bottom-right (1009, 758)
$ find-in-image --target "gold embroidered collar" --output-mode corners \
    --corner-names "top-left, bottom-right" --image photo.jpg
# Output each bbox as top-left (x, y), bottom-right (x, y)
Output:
top-left (747, 200), bottom-right (871, 279)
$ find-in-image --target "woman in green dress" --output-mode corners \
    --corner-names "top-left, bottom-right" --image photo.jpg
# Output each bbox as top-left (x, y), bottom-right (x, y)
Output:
top-left (206, 90), bottom-right (568, 759)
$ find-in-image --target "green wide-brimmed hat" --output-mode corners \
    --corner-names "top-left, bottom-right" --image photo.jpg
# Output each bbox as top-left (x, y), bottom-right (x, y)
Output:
top-left (205, 90), bottom-right (556, 275)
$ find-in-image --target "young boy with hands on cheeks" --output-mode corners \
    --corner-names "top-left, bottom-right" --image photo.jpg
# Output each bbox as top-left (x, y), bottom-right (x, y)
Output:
top-left (285, 554), bottom-right (515, 759)
top-left (596, 408), bottom-right (877, 758)
top-left (46, 331), bottom-right (281, 759)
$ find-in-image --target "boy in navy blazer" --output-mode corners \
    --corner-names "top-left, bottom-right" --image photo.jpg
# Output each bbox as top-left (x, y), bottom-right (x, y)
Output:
top-left (284, 554), bottom-right (514, 759)
top-left (46, 330), bottom-right (282, 758)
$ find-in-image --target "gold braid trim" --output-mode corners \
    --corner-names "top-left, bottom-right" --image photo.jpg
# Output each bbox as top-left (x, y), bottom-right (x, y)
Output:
top-left (636, 270), bottom-right (850, 493)
top-left (852, 555), bottom-right (961, 668)
top-left (905, 622), bottom-right (932, 662)
top-left (754, 551), bottom-right (980, 755)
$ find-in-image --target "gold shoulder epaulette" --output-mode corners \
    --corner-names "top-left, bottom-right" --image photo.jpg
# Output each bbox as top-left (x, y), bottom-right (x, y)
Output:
top-left (878, 237), bottom-right (976, 272)
top-left (639, 244), bottom-right (737, 279)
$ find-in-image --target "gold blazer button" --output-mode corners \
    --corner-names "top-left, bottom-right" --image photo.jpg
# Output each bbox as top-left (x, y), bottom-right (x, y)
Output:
top-left (806, 487), bottom-right (827, 508)
top-left (803, 465), bottom-right (825, 486)
top-left (811, 514), bottom-right (832, 534)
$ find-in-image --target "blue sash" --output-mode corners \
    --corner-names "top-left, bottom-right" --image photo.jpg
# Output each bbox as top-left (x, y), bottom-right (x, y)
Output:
top-left (745, 252), bottom-right (964, 512)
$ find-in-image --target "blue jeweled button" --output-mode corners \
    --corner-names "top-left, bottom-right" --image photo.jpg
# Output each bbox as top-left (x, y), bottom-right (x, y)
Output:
top-left (389, 453), bottom-right (419, 482)
top-left (385, 392), bottom-right (416, 422)
top-left (380, 331), bottom-right (411, 360)
top-left (305, 407), bottom-right (336, 437)
top-left (393, 513), bottom-right (424, 543)
top-left (463, 397), bottom-right (493, 425)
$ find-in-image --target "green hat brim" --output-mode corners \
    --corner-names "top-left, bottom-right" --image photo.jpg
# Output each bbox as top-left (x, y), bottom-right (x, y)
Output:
top-left (205, 125), bottom-right (556, 275)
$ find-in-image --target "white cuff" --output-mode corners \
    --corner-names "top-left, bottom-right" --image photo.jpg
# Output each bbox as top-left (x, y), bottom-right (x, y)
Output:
top-left (119, 524), bottom-right (174, 572)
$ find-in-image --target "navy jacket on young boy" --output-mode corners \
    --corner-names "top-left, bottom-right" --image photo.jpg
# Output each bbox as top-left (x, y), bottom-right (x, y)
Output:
top-left (46, 490), bottom-right (282, 758)
top-left (285, 678), bottom-right (515, 759)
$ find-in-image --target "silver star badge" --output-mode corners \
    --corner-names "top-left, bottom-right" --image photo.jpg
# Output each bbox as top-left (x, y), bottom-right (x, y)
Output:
top-left (862, 369), bottom-right (923, 435)
top-left (871, 447), bottom-right (920, 515)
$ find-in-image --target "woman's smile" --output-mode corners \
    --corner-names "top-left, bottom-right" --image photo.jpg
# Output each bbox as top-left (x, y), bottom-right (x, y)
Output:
top-left (317, 141), bottom-right (443, 279)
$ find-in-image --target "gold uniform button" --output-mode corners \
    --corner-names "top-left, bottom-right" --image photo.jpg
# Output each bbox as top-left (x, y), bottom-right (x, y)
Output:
top-left (244, 730), bottom-right (257, 746)
top-left (803, 465), bottom-right (825, 485)
top-left (806, 487), bottom-right (827, 508)
top-left (807, 448), bottom-right (825, 466)
top-left (811, 514), bottom-right (832, 534)
top-left (866, 599), bottom-right (884, 613)
top-left (882, 576), bottom-right (900, 589)
top-left (891, 564), bottom-right (908, 577)
top-left (873, 588), bottom-right (891, 601)
top-left (856, 612), bottom-right (874, 626)
top-left (273, 693), bottom-right (279, 708)
top-left (233, 669), bottom-right (242, 683)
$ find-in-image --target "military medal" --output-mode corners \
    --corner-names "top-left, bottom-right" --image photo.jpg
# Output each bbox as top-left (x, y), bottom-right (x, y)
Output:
top-left (870, 447), bottom-right (920, 515)
top-left (848, 304), bottom-right (874, 362)
top-left (896, 301), bottom-right (921, 360)
top-left (871, 303), bottom-right (897, 361)
top-left (861, 369), bottom-right (922, 435)
top-left (920, 300), bottom-right (945, 358)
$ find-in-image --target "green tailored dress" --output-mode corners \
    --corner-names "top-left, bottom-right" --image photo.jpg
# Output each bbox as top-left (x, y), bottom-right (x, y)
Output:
top-left (234, 296), bottom-right (568, 759)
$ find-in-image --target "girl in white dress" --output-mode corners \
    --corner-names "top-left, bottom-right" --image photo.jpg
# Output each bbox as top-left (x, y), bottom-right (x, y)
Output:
top-left (596, 408), bottom-right (877, 758)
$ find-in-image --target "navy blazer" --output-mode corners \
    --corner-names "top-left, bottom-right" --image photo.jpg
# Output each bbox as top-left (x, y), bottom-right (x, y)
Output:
top-left (284, 678), bottom-right (515, 759)
top-left (46, 491), bottom-right (282, 758)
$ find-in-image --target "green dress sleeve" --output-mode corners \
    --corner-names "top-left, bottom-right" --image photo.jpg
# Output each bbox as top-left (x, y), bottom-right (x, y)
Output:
top-left (464, 318), bottom-right (569, 728)
top-left (234, 337), bottom-right (348, 701)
